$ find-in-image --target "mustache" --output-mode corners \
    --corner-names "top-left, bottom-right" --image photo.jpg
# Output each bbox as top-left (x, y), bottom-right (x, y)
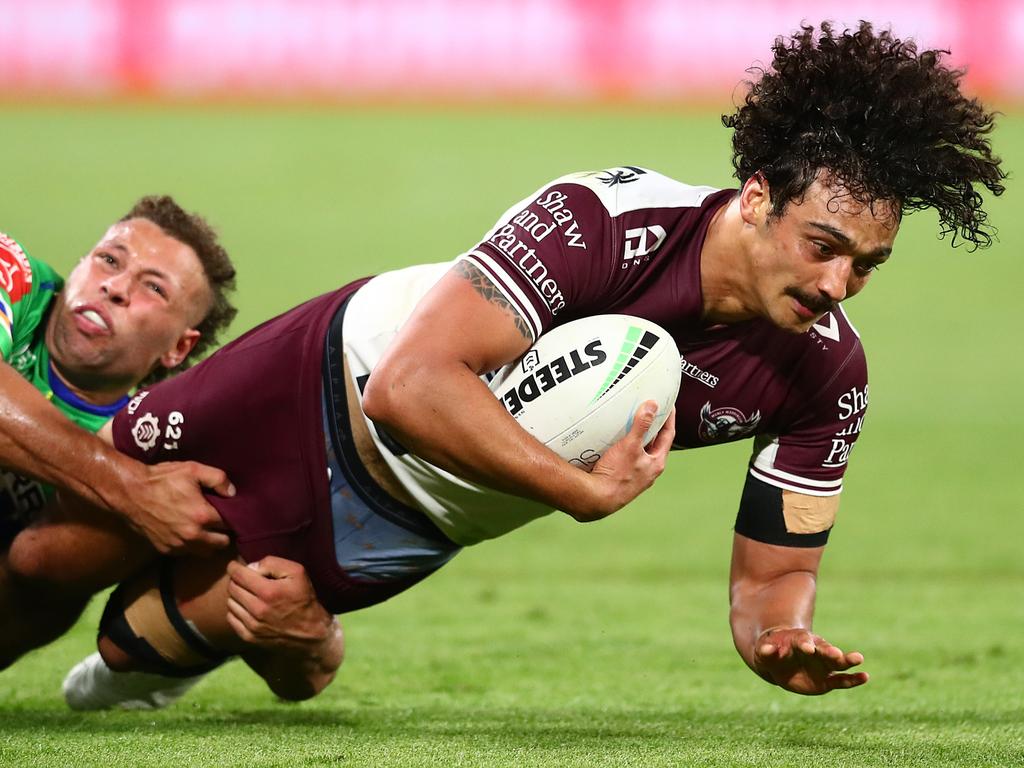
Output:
top-left (784, 287), bottom-right (835, 316)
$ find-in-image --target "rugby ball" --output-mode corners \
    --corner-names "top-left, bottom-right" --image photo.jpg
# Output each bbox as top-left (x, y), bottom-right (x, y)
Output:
top-left (488, 315), bottom-right (680, 470)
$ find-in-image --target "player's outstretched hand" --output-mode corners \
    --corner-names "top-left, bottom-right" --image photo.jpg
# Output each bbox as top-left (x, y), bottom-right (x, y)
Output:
top-left (226, 556), bottom-right (339, 655)
top-left (575, 401), bottom-right (675, 521)
top-left (123, 460), bottom-right (235, 555)
top-left (754, 627), bottom-right (868, 695)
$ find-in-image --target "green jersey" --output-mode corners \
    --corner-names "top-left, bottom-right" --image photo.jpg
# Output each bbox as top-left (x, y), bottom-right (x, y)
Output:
top-left (0, 232), bottom-right (128, 539)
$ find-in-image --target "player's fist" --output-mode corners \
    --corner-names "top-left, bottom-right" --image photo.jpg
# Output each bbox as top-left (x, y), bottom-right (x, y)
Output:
top-left (570, 403), bottom-right (675, 521)
top-left (225, 557), bottom-right (337, 653)
top-left (121, 459), bottom-right (234, 555)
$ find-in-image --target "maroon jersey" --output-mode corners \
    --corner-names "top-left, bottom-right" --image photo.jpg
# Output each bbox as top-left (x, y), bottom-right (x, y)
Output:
top-left (463, 167), bottom-right (868, 498)
top-left (112, 285), bottom-right (382, 613)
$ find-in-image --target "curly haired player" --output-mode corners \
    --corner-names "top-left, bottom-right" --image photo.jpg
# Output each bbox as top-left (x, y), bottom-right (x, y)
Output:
top-left (5, 21), bottom-right (1005, 707)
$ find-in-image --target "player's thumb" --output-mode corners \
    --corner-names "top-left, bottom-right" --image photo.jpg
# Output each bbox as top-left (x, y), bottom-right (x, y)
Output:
top-left (248, 555), bottom-right (295, 579)
top-left (630, 400), bottom-right (658, 439)
top-left (194, 462), bottom-right (236, 497)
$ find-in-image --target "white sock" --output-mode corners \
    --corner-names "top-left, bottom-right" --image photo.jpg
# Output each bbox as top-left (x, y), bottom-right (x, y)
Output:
top-left (62, 652), bottom-right (206, 711)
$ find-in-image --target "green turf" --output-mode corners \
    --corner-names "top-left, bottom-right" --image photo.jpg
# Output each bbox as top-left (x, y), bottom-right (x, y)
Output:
top-left (0, 105), bottom-right (1022, 767)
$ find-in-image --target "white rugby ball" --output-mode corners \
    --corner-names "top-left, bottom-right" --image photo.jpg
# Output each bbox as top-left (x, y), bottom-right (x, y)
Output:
top-left (488, 315), bottom-right (680, 470)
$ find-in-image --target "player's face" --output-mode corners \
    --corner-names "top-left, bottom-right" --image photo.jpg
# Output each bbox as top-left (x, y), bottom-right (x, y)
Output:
top-left (46, 218), bottom-right (211, 399)
top-left (743, 174), bottom-right (898, 333)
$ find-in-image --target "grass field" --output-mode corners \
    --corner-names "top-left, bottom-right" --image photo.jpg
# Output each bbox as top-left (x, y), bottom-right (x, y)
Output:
top-left (0, 105), bottom-right (1021, 767)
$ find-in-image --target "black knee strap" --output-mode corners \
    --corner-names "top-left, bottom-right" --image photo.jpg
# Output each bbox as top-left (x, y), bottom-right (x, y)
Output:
top-left (99, 560), bottom-right (230, 678)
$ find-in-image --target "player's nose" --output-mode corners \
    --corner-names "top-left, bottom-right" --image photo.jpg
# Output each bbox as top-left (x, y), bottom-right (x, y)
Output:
top-left (100, 271), bottom-right (132, 304)
top-left (817, 257), bottom-right (852, 304)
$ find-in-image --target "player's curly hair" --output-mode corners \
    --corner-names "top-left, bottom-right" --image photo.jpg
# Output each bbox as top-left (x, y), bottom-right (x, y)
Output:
top-left (121, 195), bottom-right (238, 384)
top-left (722, 21), bottom-right (1006, 247)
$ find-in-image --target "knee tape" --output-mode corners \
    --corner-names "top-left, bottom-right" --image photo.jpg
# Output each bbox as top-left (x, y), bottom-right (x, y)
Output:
top-left (99, 561), bottom-right (229, 677)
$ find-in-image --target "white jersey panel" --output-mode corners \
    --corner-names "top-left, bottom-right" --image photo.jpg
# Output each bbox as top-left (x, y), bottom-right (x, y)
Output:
top-left (557, 167), bottom-right (721, 216)
top-left (342, 263), bottom-right (555, 546)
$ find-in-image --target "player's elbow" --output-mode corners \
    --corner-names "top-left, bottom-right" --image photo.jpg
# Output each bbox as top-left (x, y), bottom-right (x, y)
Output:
top-left (361, 360), bottom-right (416, 429)
top-left (265, 668), bottom-right (337, 702)
top-left (360, 365), bottom-right (392, 422)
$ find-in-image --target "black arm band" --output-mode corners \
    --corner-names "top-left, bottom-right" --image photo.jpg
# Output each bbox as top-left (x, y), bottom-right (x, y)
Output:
top-left (734, 474), bottom-right (831, 548)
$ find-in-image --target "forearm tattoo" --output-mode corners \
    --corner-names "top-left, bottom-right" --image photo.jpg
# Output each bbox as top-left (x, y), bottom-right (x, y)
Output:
top-left (453, 260), bottom-right (533, 343)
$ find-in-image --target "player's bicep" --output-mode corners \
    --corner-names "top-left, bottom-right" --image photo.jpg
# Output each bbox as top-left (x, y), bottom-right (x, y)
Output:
top-left (379, 261), bottom-right (534, 377)
top-left (97, 419), bottom-right (114, 446)
top-left (734, 474), bottom-right (837, 548)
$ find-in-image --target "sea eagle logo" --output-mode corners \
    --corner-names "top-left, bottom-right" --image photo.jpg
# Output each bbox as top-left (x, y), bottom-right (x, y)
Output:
top-left (698, 402), bottom-right (761, 442)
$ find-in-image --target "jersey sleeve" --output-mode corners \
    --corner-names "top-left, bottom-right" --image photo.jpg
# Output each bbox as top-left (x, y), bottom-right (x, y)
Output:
top-left (459, 177), bottom-right (613, 340)
top-left (111, 387), bottom-right (189, 465)
top-left (0, 232), bottom-right (63, 360)
top-left (747, 333), bottom-right (868, 498)
top-left (459, 167), bottom-right (719, 340)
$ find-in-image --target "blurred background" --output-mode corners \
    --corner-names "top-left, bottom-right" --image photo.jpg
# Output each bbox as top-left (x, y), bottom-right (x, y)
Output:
top-left (1, 1), bottom-right (1021, 763)
top-left (1, 0), bottom-right (1021, 103)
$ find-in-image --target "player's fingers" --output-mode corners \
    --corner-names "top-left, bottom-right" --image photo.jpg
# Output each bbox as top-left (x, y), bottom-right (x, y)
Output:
top-left (194, 505), bottom-right (230, 532)
top-left (226, 611), bottom-right (254, 643)
top-left (825, 650), bottom-right (864, 671)
top-left (756, 642), bottom-right (779, 661)
top-left (248, 556), bottom-right (303, 580)
top-left (227, 592), bottom-right (270, 632)
top-left (646, 407), bottom-right (676, 455)
top-left (826, 671), bottom-right (870, 691)
top-left (227, 573), bottom-right (271, 612)
top-left (191, 462), bottom-right (237, 498)
top-left (628, 401), bottom-right (658, 443)
top-left (787, 631), bottom-right (817, 656)
top-left (844, 651), bottom-right (865, 666)
top-left (226, 598), bottom-right (258, 640)
top-left (811, 638), bottom-right (844, 663)
top-left (191, 528), bottom-right (232, 549)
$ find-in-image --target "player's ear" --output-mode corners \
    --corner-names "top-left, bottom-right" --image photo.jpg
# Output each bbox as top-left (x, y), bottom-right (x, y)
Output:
top-left (160, 328), bottom-right (200, 370)
top-left (739, 172), bottom-right (772, 226)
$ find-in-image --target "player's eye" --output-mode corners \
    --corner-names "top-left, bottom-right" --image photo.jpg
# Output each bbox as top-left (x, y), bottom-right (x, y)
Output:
top-left (146, 281), bottom-right (166, 297)
top-left (97, 251), bottom-right (118, 267)
top-left (853, 260), bottom-right (882, 276)
top-left (813, 241), bottom-right (834, 257)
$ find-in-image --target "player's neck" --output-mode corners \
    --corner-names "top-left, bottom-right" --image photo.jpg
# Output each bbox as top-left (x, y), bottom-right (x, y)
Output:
top-left (47, 358), bottom-right (134, 407)
top-left (699, 196), bottom-right (760, 325)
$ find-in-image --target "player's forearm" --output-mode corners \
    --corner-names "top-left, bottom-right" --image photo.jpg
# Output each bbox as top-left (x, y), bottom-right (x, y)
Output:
top-left (0, 363), bottom-right (140, 511)
top-left (362, 358), bottom-right (606, 519)
top-left (245, 620), bottom-right (344, 701)
top-left (729, 570), bottom-right (817, 678)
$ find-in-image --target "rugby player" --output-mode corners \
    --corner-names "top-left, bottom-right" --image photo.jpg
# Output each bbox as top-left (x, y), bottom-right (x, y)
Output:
top-left (12, 22), bottom-right (1006, 705)
top-left (0, 198), bottom-right (237, 555)
top-left (0, 197), bottom-right (238, 666)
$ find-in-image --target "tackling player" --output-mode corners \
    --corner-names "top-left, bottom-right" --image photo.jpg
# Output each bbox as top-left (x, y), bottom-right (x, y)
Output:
top-left (0, 198), bottom-right (238, 555)
top-left (8, 22), bottom-right (1006, 705)
top-left (0, 197), bottom-right (239, 665)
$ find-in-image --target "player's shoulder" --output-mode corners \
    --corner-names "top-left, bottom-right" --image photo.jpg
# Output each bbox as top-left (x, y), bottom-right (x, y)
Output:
top-left (0, 231), bottom-right (61, 302)
top-left (546, 166), bottom-right (721, 218)
top-left (794, 305), bottom-right (868, 389)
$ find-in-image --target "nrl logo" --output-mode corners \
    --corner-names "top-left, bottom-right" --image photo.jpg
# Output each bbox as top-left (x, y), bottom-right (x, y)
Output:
top-left (520, 350), bottom-right (540, 373)
top-left (698, 402), bottom-right (761, 442)
top-left (132, 413), bottom-right (160, 451)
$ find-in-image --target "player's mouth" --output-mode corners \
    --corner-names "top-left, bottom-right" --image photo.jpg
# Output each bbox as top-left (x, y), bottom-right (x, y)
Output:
top-left (784, 289), bottom-right (833, 322)
top-left (72, 304), bottom-right (112, 335)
